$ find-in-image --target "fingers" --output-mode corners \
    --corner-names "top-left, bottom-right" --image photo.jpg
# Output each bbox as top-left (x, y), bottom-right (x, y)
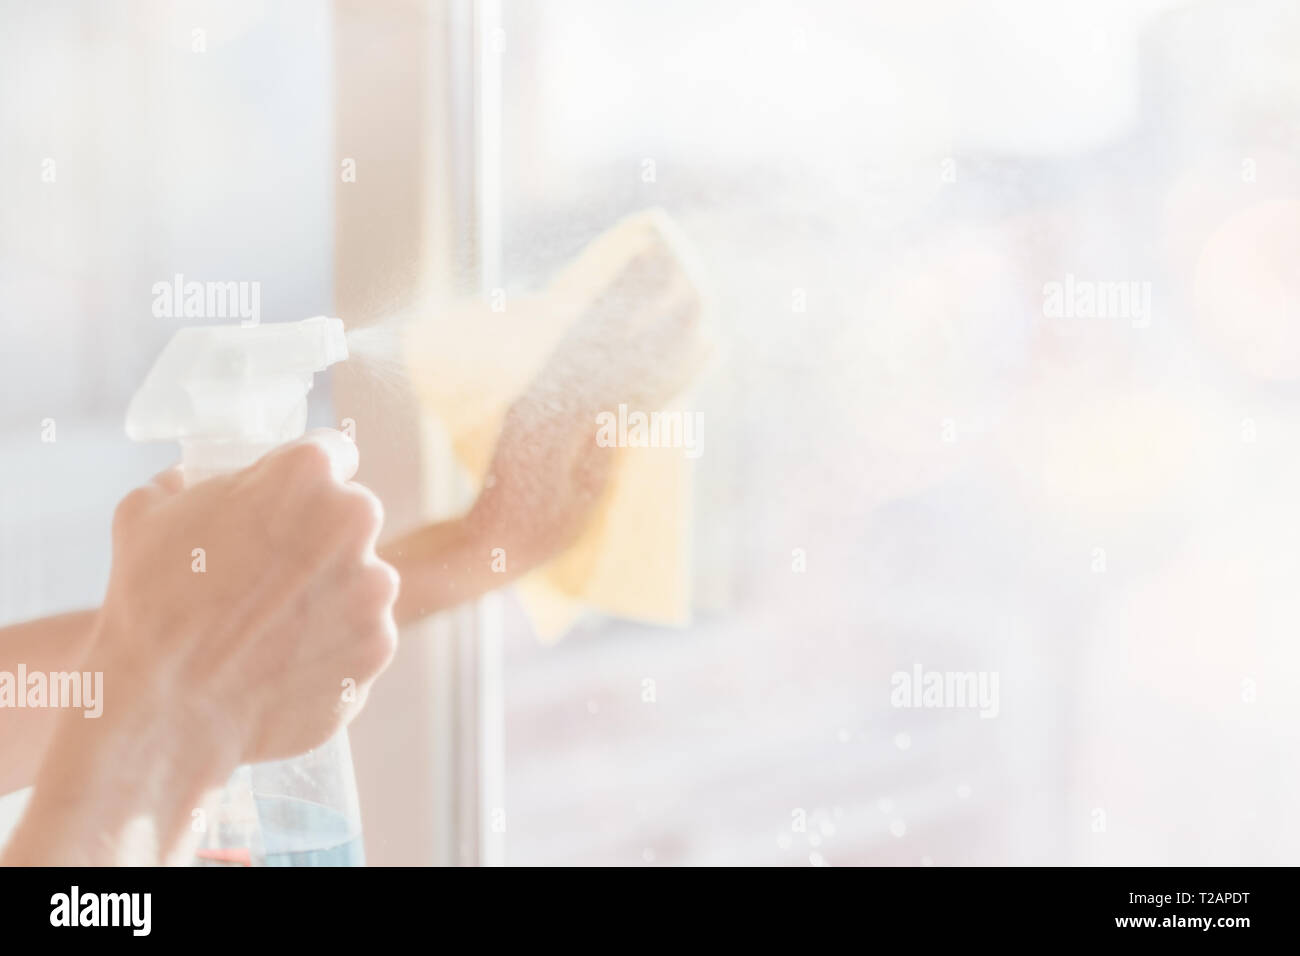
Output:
top-left (237, 429), bottom-right (387, 580)
top-left (339, 558), bottom-right (400, 676)
top-left (111, 485), bottom-right (163, 541)
top-left (110, 462), bottom-right (194, 542)
top-left (295, 427), bottom-right (361, 483)
top-left (150, 465), bottom-right (186, 495)
top-left (259, 428), bottom-right (360, 485)
top-left (332, 483), bottom-right (387, 556)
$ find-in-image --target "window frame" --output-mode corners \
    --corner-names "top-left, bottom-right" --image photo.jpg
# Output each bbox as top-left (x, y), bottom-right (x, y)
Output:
top-left (333, 0), bottom-right (504, 867)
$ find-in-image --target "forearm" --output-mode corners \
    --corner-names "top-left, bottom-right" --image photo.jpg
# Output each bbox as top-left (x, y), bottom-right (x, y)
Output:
top-left (3, 710), bottom-right (230, 866)
top-left (2, 616), bottom-right (238, 866)
top-left (382, 518), bottom-right (535, 625)
top-left (0, 609), bottom-right (99, 795)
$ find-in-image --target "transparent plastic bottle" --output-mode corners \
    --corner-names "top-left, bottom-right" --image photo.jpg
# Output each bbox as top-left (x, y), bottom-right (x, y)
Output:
top-left (126, 317), bottom-right (364, 867)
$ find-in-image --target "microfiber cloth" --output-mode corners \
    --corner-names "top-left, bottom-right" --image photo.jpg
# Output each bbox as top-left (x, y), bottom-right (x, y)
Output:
top-left (403, 209), bottom-right (712, 640)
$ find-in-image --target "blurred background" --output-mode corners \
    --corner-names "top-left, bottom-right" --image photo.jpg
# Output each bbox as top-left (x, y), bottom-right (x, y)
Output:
top-left (3, 0), bottom-right (1300, 865)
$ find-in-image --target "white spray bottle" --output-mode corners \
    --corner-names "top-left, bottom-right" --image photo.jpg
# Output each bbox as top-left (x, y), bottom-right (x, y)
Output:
top-left (125, 316), bottom-right (365, 866)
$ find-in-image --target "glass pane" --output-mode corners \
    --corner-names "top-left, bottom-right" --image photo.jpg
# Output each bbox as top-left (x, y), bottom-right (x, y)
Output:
top-left (497, 0), bottom-right (1300, 865)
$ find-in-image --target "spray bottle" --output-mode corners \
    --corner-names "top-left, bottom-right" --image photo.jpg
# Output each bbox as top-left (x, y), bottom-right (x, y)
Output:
top-left (125, 316), bottom-right (364, 866)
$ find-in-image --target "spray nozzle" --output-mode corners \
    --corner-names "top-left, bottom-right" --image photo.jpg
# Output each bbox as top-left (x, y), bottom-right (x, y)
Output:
top-left (126, 316), bottom-right (348, 448)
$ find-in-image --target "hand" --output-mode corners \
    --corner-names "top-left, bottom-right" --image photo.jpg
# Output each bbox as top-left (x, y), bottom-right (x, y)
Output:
top-left (3, 430), bottom-right (398, 865)
top-left (382, 211), bottom-right (712, 624)
top-left (97, 428), bottom-right (399, 764)
top-left (536, 208), bottom-right (711, 415)
top-left (466, 211), bottom-right (710, 564)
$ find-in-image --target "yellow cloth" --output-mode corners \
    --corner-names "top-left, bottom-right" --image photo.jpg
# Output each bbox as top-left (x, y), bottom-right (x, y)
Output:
top-left (403, 209), bottom-right (705, 640)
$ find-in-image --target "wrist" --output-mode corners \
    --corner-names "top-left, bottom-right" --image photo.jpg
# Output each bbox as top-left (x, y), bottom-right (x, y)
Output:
top-left (13, 706), bottom-right (237, 865)
top-left (6, 616), bottom-right (242, 865)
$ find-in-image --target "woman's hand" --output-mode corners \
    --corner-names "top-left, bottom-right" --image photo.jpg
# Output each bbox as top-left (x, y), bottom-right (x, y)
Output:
top-left (3, 430), bottom-right (398, 865)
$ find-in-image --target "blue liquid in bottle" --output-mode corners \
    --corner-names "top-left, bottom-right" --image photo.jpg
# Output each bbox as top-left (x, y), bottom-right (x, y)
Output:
top-left (255, 795), bottom-right (365, 867)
